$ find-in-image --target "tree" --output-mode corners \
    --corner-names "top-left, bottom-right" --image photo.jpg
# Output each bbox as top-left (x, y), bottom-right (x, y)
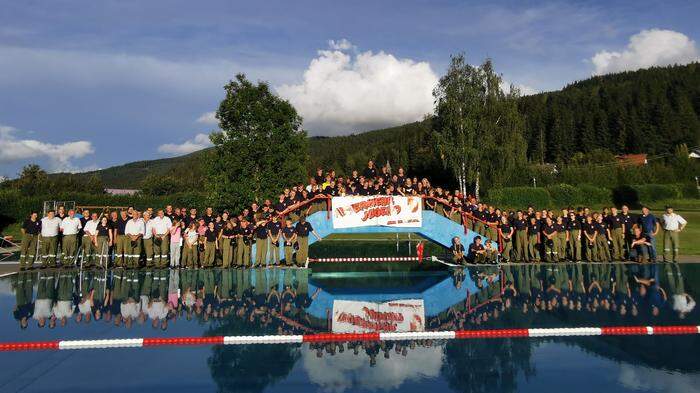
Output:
top-left (206, 74), bottom-right (309, 211)
top-left (433, 54), bottom-right (526, 196)
top-left (15, 164), bottom-right (49, 196)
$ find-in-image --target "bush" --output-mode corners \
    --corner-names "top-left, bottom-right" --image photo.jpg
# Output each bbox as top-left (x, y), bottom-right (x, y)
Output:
top-left (546, 184), bottom-right (583, 207)
top-left (485, 187), bottom-right (551, 209)
top-left (631, 184), bottom-right (682, 203)
top-left (577, 184), bottom-right (612, 206)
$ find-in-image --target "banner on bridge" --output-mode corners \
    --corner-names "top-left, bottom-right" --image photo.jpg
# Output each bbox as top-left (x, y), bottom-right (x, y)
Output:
top-left (332, 299), bottom-right (425, 333)
top-left (331, 196), bottom-right (422, 228)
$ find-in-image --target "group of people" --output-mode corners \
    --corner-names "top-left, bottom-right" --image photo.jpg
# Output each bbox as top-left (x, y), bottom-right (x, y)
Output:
top-left (451, 204), bottom-right (687, 265)
top-left (16, 160), bottom-right (689, 270)
top-left (18, 204), bottom-right (322, 271)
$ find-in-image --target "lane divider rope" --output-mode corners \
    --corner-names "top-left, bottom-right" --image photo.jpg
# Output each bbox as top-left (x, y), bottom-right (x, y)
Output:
top-left (309, 257), bottom-right (420, 263)
top-left (1, 325), bottom-right (698, 351)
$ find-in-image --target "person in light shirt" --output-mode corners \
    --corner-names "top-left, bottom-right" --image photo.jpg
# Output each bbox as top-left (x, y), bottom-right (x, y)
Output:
top-left (151, 210), bottom-right (173, 268)
top-left (125, 211), bottom-right (146, 268)
top-left (59, 209), bottom-right (82, 266)
top-left (143, 211), bottom-right (156, 268)
top-left (40, 210), bottom-right (63, 268)
top-left (661, 206), bottom-right (688, 263)
top-left (82, 212), bottom-right (99, 268)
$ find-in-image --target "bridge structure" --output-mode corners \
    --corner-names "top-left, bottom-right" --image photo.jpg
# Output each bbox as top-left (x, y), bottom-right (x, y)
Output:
top-left (252, 196), bottom-right (499, 263)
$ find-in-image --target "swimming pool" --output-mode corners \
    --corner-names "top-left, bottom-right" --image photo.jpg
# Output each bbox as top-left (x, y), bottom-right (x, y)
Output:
top-left (0, 263), bottom-right (697, 392)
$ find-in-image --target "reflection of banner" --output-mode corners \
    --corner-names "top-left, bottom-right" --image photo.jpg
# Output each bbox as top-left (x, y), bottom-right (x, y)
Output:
top-left (332, 299), bottom-right (425, 333)
top-left (332, 196), bottom-right (422, 228)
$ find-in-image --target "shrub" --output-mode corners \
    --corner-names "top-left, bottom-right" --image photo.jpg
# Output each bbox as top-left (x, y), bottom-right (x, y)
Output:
top-left (577, 184), bottom-right (612, 206)
top-left (485, 187), bottom-right (551, 209)
top-left (546, 184), bottom-right (584, 207)
top-left (631, 184), bottom-right (682, 203)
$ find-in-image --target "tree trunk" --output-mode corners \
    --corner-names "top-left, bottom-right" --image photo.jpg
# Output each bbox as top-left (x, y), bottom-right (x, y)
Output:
top-left (475, 170), bottom-right (480, 200)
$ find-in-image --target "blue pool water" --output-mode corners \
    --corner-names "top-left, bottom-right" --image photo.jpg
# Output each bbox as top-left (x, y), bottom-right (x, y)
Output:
top-left (0, 263), bottom-right (698, 392)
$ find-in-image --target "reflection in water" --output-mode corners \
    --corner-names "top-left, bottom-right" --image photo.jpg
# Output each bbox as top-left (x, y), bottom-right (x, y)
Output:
top-left (6, 263), bottom-right (700, 393)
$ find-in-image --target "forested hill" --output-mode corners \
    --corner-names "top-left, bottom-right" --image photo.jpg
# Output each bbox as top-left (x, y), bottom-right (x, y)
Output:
top-left (56, 63), bottom-right (700, 188)
top-left (519, 62), bottom-right (700, 163)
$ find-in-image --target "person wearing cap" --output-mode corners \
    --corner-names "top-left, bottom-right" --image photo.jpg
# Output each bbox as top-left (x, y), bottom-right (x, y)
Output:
top-left (39, 210), bottom-right (62, 268)
top-left (59, 209), bottom-right (82, 266)
top-left (661, 206), bottom-right (687, 263)
top-left (19, 212), bottom-right (41, 270)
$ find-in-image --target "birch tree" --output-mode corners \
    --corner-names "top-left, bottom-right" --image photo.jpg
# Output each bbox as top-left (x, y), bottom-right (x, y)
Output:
top-left (433, 54), bottom-right (526, 197)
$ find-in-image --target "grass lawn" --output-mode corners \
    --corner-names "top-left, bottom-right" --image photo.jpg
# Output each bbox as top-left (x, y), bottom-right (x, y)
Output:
top-left (673, 210), bottom-right (700, 256)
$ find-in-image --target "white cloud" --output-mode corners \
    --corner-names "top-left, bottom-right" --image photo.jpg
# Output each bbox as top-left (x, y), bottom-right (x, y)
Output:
top-left (0, 124), bottom-right (95, 172)
top-left (328, 39), bottom-right (355, 51)
top-left (302, 343), bottom-right (443, 392)
top-left (157, 133), bottom-right (212, 155)
top-left (196, 111), bottom-right (218, 125)
top-left (276, 40), bottom-right (438, 135)
top-left (591, 29), bottom-right (700, 75)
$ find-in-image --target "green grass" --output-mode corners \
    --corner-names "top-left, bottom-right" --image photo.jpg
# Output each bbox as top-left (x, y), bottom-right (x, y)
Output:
top-left (674, 210), bottom-right (700, 256)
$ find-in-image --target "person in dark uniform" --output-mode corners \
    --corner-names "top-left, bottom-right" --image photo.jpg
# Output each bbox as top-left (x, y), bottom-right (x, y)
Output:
top-left (19, 212), bottom-right (41, 270)
top-left (512, 211), bottom-right (528, 262)
top-left (620, 205), bottom-right (634, 258)
top-left (567, 212), bottom-right (582, 261)
top-left (294, 215), bottom-right (322, 266)
top-left (451, 236), bottom-right (466, 265)
top-left (582, 216), bottom-right (598, 262)
top-left (498, 215), bottom-right (514, 262)
top-left (203, 221), bottom-right (218, 268)
top-left (237, 220), bottom-right (253, 268)
top-left (542, 217), bottom-right (558, 262)
top-left (267, 215), bottom-right (282, 266)
top-left (282, 219), bottom-right (297, 266)
top-left (113, 210), bottom-right (129, 268)
top-left (527, 216), bottom-right (541, 262)
top-left (468, 236), bottom-right (487, 264)
top-left (607, 207), bottom-right (625, 260)
top-left (554, 216), bottom-right (567, 262)
top-left (595, 215), bottom-right (612, 262)
top-left (363, 160), bottom-right (377, 180)
top-left (253, 220), bottom-right (269, 268)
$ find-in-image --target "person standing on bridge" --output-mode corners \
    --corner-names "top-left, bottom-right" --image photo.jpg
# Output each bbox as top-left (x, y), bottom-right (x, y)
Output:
top-left (294, 215), bottom-right (321, 266)
top-left (19, 212), bottom-right (41, 270)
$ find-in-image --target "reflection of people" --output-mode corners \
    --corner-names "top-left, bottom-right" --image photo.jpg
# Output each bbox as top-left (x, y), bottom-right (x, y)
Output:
top-left (13, 272), bottom-right (34, 329)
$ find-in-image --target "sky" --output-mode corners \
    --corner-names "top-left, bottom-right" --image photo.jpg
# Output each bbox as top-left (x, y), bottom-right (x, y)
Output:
top-left (1, 0), bottom-right (699, 177)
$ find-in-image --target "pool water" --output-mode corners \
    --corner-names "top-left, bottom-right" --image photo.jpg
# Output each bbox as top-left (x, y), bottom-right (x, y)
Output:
top-left (0, 263), bottom-right (698, 392)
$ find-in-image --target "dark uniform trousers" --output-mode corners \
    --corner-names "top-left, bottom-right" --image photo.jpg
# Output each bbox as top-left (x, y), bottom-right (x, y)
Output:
top-left (19, 234), bottom-right (38, 268)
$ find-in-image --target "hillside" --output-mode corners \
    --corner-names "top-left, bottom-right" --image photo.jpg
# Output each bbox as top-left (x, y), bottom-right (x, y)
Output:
top-left (55, 63), bottom-right (700, 188)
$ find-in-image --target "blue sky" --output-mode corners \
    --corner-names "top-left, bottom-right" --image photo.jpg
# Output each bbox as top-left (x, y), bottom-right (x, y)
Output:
top-left (1, 0), bottom-right (699, 177)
